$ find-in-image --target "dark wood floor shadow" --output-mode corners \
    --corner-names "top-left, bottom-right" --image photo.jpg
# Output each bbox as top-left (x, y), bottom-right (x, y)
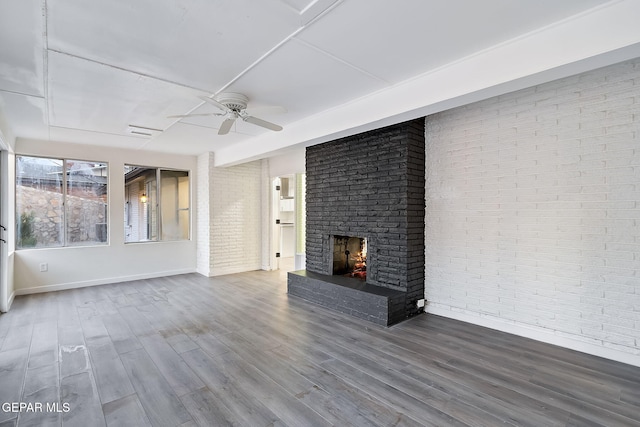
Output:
top-left (0, 271), bottom-right (639, 426)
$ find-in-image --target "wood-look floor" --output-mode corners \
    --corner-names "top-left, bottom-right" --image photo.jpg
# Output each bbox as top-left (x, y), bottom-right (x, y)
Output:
top-left (0, 270), bottom-right (639, 427)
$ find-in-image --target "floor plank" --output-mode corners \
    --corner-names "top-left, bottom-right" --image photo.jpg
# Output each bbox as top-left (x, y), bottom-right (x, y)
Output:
top-left (102, 394), bottom-right (152, 427)
top-left (59, 344), bottom-right (90, 380)
top-left (1, 271), bottom-right (639, 427)
top-left (180, 348), bottom-right (284, 426)
top-left (85, 336), bottom-right (135, 404)
top-left (180, 388), bottom-right (235, 427)
top-left (27, 321), bottom-right (58, 370)
top-left (61, 371), bottom-right (106, 427)
top-left (19, 363), bottom-right (60, 427)
top-left (119, 349), bottom-right (192, 426)
top-left (215, 348), bottom-right (332, 427)
top-left (0, 347), bottom-right (28, 424)
top-left (137, 334), bottom-right (205, 397)
top-left (100, 314), bottom-right (143, 355)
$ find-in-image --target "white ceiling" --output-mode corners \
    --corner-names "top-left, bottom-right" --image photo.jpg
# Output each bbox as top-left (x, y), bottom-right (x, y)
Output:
top-left (2, 0), bottom-right (640, 166)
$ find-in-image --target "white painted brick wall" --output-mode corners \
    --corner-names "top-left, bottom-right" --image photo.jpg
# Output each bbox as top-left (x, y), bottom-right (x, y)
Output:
top-left (209, 160), bottom-right (263, 276)
top-left (425, 58), bottom-right (640, 364)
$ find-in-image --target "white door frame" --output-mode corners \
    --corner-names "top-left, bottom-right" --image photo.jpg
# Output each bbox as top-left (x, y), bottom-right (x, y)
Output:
top-left (0, 133), bottom-right (8, 312)
top-left (270, 177), bottom-right (281, 270)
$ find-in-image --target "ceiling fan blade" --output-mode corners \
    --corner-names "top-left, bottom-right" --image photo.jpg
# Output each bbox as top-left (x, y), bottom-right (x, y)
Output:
top-left (218, 118), bottom-right (235, 135)
top-left (167, 113), bottom-right (222, 119)
top-left (243, 115), bottom-right (283, 132)
top-left (199, 96), bottom-right (229, 112)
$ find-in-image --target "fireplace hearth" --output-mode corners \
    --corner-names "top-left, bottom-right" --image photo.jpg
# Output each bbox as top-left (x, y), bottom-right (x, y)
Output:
top-left (288, 118), bottom-right (425, 326)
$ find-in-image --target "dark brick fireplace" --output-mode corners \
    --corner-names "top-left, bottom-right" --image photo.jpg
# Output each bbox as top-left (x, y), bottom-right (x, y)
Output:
top-left (288, 118), bottom-right (425, 326)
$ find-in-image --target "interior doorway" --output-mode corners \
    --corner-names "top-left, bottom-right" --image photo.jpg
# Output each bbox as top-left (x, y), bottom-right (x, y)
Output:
top-left (270, 173), bottom-right (305, 274)
top-left (272, 175), bottom-right (296, 273)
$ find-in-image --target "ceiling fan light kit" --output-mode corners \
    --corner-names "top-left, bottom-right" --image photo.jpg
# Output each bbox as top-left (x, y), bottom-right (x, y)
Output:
top-left (171, 92), bottom-right (283, 135)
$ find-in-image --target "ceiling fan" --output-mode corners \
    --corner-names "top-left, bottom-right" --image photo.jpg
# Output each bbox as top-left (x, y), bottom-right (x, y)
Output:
top-left (169, 93), bottom-right (284, 135)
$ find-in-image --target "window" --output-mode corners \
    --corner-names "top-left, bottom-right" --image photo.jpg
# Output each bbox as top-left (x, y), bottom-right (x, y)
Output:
top-left (124, 166), bottom-right (190, 243)
top-left (16, 156), bottom-right (108, 249)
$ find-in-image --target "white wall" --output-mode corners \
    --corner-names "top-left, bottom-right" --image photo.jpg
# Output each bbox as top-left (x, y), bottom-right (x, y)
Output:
top-left (0, 111), bottom-right (16, 151)
top-left (13, 139), bottom-right (197, 294)
top-left (268, 149), bottom-right (305, 177)
top-left (424, 58), bottom-right (640, 366)
top-left (196, 152), bottom-right (213, 276)
top-left (208, 159), bottom-right (265, 276)
top-left (260, 159), bottom-right (271, 271)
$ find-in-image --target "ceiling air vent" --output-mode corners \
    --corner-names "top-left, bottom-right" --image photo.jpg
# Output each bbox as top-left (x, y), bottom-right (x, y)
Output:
top-left (127, 124), bottom-right (163, 138)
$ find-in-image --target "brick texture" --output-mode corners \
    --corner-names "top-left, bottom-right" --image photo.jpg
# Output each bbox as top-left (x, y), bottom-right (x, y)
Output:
top-left (288, 270), bottom-right (406, 326)
top-left (303, 118), bottom-right (426, 322)
top-left (425, 58), bottom-right (640, 357)
top-left (206, 160), bottom-right (263, 276)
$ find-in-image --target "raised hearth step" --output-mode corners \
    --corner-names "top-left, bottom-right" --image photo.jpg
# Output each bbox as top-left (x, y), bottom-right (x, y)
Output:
top-left (287, 270), bottom-right (406, 326)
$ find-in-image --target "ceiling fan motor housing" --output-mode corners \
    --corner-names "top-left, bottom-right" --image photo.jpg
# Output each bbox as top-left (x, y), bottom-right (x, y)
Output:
top-left (214, 92), bottom-right (249, 112)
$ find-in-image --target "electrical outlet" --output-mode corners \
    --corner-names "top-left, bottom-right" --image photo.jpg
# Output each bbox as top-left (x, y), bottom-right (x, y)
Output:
top-left (40, 263), bottom-right (48, 272)
top-left (416, 299), bottom-right (425, 308)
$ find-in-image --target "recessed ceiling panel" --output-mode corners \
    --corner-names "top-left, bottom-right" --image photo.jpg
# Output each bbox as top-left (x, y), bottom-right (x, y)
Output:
top-left (0, 91), bottom-right (48, 141)
top-left (46, 0), bottom-right (301, 92)
top-left (146, 122), bottom-right (252, 155)
top-left (48, 126), bottom-right (149, 150)
top-left (298, 0), bottom-right (609, 84)
top-left (226, 38), bottom-right (388, 124)
top-left (48, 51), bottom-right (204, 137)
top-left (0, 0), bottom-right (45, 97)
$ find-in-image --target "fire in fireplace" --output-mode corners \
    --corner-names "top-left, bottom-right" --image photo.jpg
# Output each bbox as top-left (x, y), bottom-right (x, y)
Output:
top-left (332, 235), bottom-right (367, 280)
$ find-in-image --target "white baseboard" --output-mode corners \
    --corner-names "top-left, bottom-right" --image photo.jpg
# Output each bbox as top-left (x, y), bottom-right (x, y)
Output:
top-left (14, 268), bottom-right (197, 296)
top-left (426, 306), bottom-right (640, 368)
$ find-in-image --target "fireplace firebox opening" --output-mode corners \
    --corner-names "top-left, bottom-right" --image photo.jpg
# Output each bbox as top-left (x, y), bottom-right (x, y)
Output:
top-left (332, 235), bottom-right (367, 280)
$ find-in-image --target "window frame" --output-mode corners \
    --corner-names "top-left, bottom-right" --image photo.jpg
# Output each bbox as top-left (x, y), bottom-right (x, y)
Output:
top-left (124, 165), bottom-right (191, 244)
top-left (15, 154), bottom-right (109, 249)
